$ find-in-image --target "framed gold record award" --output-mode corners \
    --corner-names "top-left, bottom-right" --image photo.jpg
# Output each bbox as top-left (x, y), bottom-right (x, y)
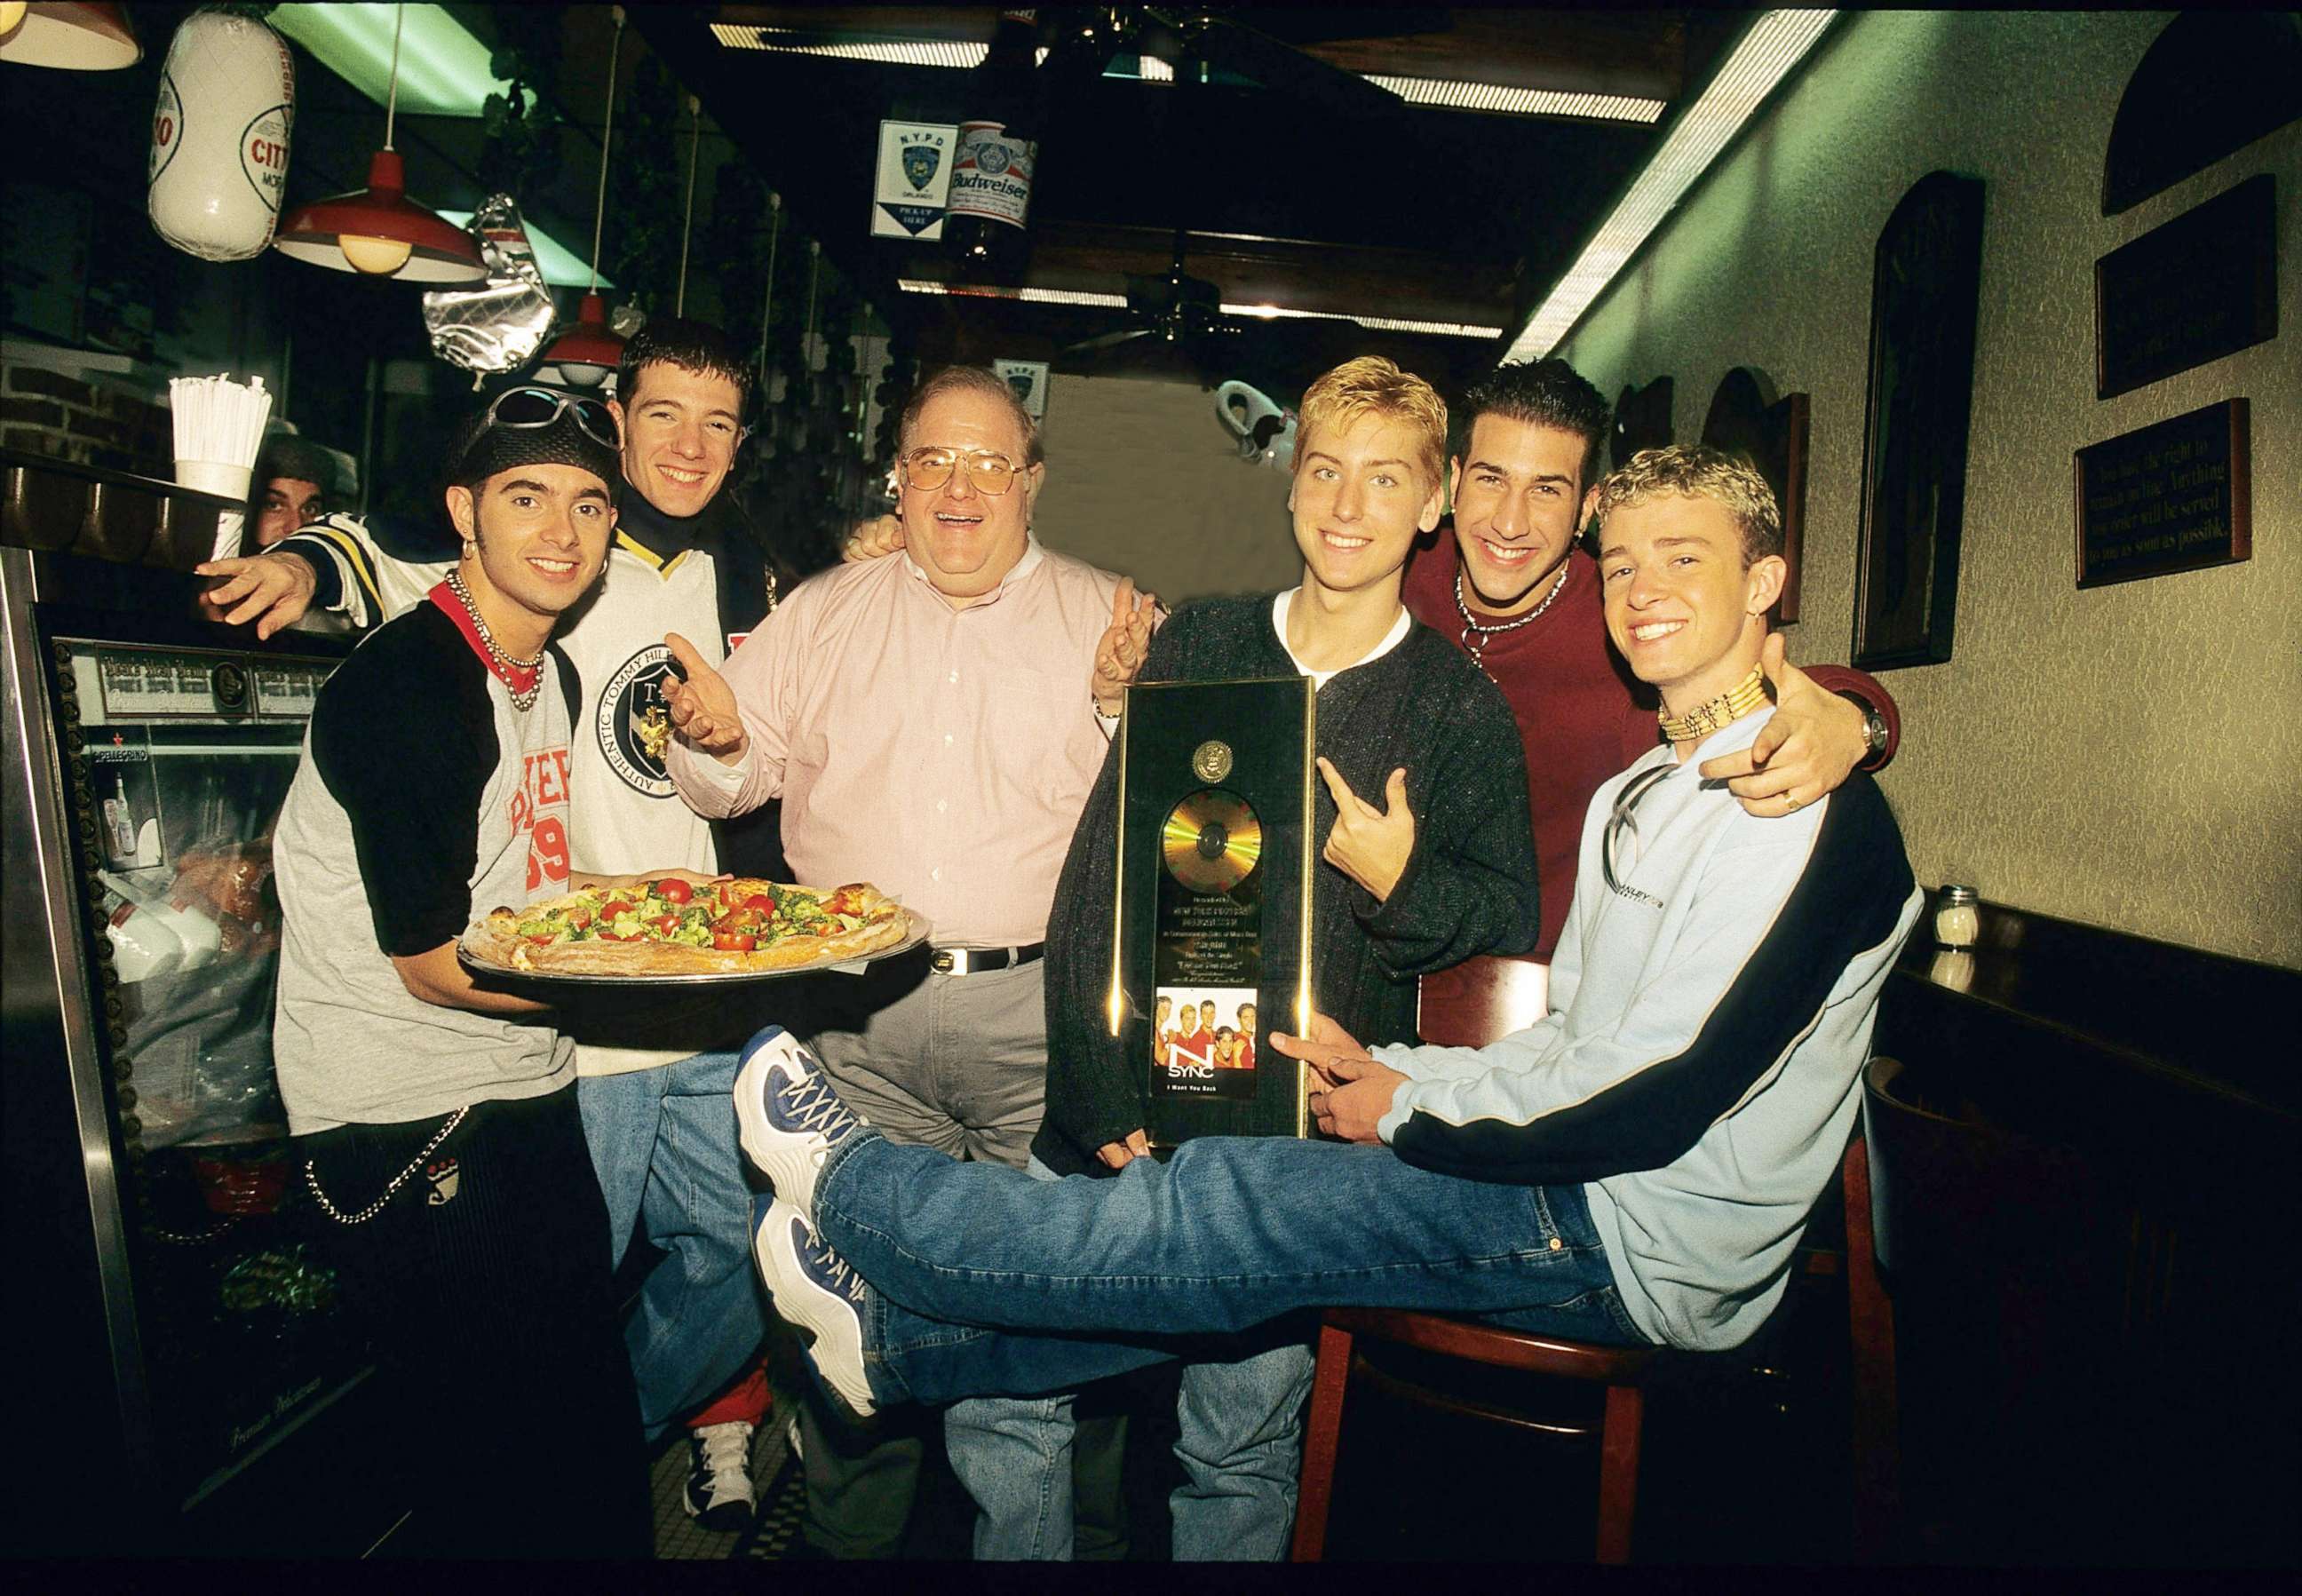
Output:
top-left (1112, 677), bottom-right (1315, 1148)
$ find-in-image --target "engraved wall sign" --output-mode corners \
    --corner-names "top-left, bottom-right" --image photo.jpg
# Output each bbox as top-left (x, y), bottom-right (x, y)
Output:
top-left (2096, 175), bottom-right (2277, 400)
top-left (2075, 399), bottom-right (2250, 589)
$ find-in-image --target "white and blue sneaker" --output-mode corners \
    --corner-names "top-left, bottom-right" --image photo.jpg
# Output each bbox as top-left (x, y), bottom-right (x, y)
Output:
top-left (734, 1026), bottom-right (864, 1224)
top-left (752, 1198), bottom-right (877, 1417)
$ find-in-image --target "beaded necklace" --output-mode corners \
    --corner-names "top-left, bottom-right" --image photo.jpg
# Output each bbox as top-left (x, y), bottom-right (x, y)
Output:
top-left (1454, 560), bottom-right (1569, 680)
top-left (445, 568), bottom-right (545, 711)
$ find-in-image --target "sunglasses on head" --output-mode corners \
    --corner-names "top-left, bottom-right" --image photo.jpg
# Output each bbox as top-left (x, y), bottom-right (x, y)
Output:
top-left (484, 385), bottom-right (622, 451)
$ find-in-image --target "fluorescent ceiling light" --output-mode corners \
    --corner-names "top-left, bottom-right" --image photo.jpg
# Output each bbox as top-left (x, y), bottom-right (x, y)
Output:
top-left (899, 281), bottom-right (1128, 308)
top-left (1215, 301), bottom-right (1502, 339)
top-left (438, 211), bottom-right (607, 290)
top-left (1506, 10), bottom-right (1838, 361)
top-left (709, 27), bottom-right (1051, 69)
top-left (897, 280), bottom-right (1498, 338)
top-left (1367, 77), bottom-right (1663, 123)
top-left (713, 25), bottom-right (1655, 120)
top-left (709, 26), bottom-right (987, 68)
top-left (272, 4), bottom-right (508, 118)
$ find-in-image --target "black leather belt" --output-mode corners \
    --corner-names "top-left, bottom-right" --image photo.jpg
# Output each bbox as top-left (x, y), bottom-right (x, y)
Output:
top-left (930, 942), bottom-right (1045, 975)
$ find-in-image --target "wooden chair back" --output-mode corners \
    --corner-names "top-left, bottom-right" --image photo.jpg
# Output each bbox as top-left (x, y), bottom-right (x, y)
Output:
top-left (1417, 955), bottom-right (1548, 1047)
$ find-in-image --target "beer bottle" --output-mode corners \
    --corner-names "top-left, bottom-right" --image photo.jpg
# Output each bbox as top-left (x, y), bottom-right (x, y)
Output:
top-left (945, 9), bottom-right (1041, 285)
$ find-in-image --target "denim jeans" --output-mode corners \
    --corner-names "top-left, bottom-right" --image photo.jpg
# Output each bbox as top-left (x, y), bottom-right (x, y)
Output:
top-left (812, 1130), bottom-right (1643, 1411)
top-left (941, 1155), bottom-right (1087, 1559)
top-left (947, 1156), bottom-right (1316, 1560)
top-left (579, 1051), bottom-right (766, 1438)
top-left (936, 1154), bottom-right (1272, 1560)
top-left (1171, 1332), bottom-right (1316, 1560)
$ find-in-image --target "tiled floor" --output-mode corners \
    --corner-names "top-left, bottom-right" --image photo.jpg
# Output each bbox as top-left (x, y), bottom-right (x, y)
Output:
top-left (647, 1412), bottom-right (804, 1560)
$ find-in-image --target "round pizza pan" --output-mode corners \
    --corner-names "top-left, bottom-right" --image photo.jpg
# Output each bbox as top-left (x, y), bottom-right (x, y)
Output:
top-left (456, 908), bottom-right (933, 986)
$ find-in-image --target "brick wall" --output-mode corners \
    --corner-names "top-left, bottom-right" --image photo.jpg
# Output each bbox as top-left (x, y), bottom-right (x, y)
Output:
top-left (1, 361), bottom-right (173, 478)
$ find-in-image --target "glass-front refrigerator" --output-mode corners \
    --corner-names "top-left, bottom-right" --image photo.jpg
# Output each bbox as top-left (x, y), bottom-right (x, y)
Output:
top-left (4, 455), bottom-right (409, 1554)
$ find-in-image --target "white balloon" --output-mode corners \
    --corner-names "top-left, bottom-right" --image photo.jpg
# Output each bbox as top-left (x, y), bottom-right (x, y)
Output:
top-left (149, 10), bottom-right (295, 262)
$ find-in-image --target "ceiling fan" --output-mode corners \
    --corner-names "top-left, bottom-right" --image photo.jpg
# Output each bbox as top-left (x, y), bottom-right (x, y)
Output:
top-left (1051, 8), bottom-right (1391, 369)
top-left (1060, 222), bottom-right (1249, 361)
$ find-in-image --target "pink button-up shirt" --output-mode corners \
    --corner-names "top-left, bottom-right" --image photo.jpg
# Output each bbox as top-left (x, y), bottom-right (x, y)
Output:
top-left (667, 540), bottom-right (1122, 949)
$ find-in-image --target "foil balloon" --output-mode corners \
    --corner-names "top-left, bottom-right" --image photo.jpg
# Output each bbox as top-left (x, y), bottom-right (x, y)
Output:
top-left (421, 195), bottom-right (556, 382)
top-left (148, 8), bottom-right (295, 261)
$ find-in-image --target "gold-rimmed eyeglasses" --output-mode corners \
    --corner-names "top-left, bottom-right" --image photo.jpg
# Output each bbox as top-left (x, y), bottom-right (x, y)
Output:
top-left (899, 446), bottom-right (1021, 496)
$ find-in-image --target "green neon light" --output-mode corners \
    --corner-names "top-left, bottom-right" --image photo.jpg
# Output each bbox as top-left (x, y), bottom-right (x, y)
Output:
top-left (272, 4), bottom-right (511, 119)
top-left (437, 212), bottom-right (610, 290)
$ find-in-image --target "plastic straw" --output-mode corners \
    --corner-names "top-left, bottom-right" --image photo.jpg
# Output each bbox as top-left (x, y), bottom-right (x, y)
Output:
top-left (167, 372), bottom-right (274, 560)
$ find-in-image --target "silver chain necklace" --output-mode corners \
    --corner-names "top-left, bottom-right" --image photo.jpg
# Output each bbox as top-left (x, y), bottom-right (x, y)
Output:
top-left (446, 569), bottom-right (545, 711)
top-left (305, 1106), bottom-right (469, 1225)
top-left (1454, 560), bottom-right (1569, 680)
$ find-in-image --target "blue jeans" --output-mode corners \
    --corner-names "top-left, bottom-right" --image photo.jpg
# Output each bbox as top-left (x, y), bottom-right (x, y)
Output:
top-left (579, 1051), bottom-right (766, 1439)
top-left (812, 1130), bottom-right (1643, 1412)
top-left (1172, 1334), bottom-right (1316, 1560)
top-left (946, 1156), bottom-right (1316, 1560)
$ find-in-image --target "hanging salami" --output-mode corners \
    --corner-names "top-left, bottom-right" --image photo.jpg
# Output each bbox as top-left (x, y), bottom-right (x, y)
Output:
top-left (149, 8), bottom-right (295, 262)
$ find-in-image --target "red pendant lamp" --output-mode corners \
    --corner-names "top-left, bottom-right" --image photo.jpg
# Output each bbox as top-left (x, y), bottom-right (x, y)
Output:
top-left (0, 3), bottom-right (140, 69)
top-left (538, 6), bottom-right (628, 390)
top-left (272, 4), bottom-right (483, 282)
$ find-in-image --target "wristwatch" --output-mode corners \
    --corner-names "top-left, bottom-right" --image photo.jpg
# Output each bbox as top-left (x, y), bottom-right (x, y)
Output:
top-left (1860, 703), bottom-right (1891, 761)
top-left (1838, 690), bottom-right (1890, 763)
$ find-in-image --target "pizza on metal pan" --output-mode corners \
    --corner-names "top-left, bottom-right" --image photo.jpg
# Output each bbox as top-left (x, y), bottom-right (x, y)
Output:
top-left (470, 877), bottom-right (909, 975)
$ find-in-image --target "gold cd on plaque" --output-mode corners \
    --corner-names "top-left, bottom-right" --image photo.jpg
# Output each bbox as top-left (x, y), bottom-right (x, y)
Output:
top-left (1162, 789), bottom-right (1263, 895)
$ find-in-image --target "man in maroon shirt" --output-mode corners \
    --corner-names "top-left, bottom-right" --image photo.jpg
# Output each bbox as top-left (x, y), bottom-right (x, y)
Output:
top-left (1401, 359), bottom-right (1898, 964)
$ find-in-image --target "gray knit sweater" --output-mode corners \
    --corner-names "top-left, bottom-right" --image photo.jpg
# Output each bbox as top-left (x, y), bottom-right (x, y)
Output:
top-left (1034, 594), bottom-right (1541, 1176)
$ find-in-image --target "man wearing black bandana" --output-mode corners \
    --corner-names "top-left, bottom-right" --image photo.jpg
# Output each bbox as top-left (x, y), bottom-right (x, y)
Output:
top-left (199, 322), bottom-right (795, 1530)
top-left (274, 397), bottom-right (658, 1555)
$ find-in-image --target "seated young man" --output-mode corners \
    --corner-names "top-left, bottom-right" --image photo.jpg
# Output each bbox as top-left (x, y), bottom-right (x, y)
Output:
top-left (730, 444), bottom-right (1924, 1435)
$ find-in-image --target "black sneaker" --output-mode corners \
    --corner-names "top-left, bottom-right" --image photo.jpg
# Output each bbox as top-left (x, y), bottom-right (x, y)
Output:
top-left (681, 1418), bottom-right (758, 1531)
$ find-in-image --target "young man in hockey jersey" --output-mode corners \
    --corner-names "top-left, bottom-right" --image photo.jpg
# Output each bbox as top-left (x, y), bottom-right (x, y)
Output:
top-left (197, 322), bottom-right (789, 1527)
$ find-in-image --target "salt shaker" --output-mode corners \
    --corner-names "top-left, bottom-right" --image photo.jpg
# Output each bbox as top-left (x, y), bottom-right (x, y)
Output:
top-left (1933, 885), bottom-right (1979, 950)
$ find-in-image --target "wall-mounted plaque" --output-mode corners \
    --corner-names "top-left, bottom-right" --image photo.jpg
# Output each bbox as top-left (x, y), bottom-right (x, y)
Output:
top-left (2096, 175), bottom-right (2277, 400)
top-left (1115, 678), bottom-right (1314, 1149)
top-left (2100, 12), bottom-right (2302, 217)
top-left (1852, 171), bottom-right (1985, 671)
top-left (1701, 367), bottom-right (1812, 625)
top-left (2075, 399), bottom-right (2250, 589)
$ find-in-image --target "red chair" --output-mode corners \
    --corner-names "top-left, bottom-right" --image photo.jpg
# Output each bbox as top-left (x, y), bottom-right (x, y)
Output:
top-left (1288, 957), bottom-right (1899, 1563)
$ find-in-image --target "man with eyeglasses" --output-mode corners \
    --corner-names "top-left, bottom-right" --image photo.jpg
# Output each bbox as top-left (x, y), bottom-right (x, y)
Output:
top-left (661, 363), bottom-right (1153, 1560)
top-left (721, 449), bottom-right (1924, 1512)
top-left (195, 322), bottom-right (797, 1533)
